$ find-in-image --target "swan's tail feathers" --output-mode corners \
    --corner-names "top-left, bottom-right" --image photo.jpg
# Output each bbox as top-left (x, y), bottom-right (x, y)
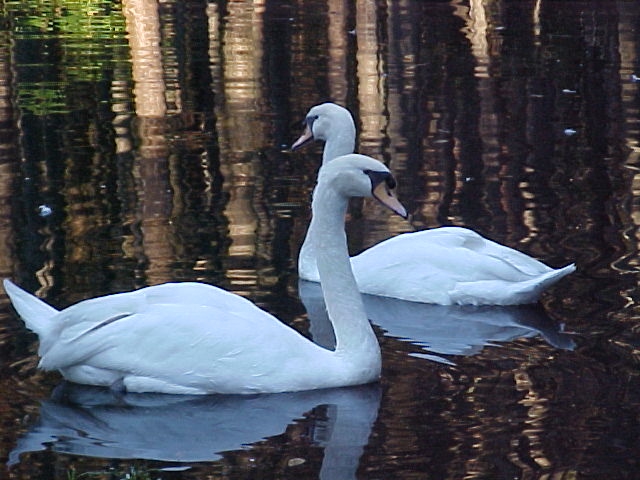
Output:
top-left (3, 279), bottom-right (59, 338)
top-left (535, 263), bottom-right (576, 288)
top-left (504, 263), bottom-right (577, 304)
top-left (451, 263), bottom-right (576, 306)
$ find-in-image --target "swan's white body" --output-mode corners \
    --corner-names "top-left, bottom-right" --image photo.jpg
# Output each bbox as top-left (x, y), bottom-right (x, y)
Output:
top-left (292, 103), bottom-right (575, 306)
top-left (4, 154), bottom-right (406, 395)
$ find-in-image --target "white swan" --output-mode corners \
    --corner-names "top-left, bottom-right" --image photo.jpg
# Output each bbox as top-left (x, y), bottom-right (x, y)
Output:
top-left (292, 103), bottom-right (575, 305)
top-left (3, 154), bottom-right (407, 395)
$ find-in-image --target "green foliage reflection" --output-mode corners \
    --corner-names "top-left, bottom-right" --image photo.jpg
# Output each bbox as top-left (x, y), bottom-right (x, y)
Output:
top-left (5, 0), bottom-right (129, 115)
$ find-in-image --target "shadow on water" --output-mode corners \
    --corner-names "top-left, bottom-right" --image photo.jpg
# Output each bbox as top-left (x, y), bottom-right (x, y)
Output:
top-left (299, 279), bottom-right (576, 362)
top-left (9, 382), bottom-right (381, 480)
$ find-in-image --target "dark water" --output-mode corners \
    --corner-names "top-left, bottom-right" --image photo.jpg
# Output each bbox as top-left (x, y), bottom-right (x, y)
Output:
top-left (1, 0), bottom-right (639, 478)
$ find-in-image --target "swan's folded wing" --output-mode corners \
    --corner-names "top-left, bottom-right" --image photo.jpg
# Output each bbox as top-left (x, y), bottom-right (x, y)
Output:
top-left (396, 228), bottom-right (550, 270)
top-left (52, 283), bottom-right (266, 341)
top-left (39, 299), bottom-right (308, 377)
top-left (350, 227), bottom-right (573, 304)
top-left (138, 282), bottom-right (269, 315)
top-left (354, 227), bottom-right (554, 282)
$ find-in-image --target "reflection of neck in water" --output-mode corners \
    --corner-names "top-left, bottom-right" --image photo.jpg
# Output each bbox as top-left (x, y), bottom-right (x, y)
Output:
top-left (9, 382), bottom-right (381, 480)
top-left (299, 279), bottom-right (575, 364)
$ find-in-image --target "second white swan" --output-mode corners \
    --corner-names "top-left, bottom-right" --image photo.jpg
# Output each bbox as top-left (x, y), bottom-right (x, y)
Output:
top-left (292, 103), bottom-right (575, 305)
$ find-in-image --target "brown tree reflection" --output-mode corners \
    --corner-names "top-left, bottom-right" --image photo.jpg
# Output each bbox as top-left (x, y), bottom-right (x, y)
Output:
top-left (214, 0), bottom-right (270, 297)
top-left (0, 30), bottom-right (18, 287)
top-left (123, 0), bottom-right (175, 285)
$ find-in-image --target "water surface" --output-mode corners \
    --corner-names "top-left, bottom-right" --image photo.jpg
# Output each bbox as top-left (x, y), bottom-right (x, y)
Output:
top-left (1, 1), bottom-right (639, 478)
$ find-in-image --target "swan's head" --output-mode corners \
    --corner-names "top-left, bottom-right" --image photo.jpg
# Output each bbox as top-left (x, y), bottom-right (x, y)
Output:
top-left (318, 154), bottom-right (408, 219)
top-left (291, 103), bottom-right (356, 155)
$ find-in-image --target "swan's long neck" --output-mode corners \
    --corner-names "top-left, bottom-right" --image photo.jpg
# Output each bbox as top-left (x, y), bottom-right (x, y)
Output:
top-left (300, 117), bottom-right (356, 276)
top-left (298, 223), bottom-right (320, 282)
top-left (310, 183), bottom-right (379, 359)
top-left (321, 124), bottom-right (356, 165)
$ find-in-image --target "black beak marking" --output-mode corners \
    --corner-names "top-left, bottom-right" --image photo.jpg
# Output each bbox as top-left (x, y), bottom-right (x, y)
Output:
top-left (365, 170), bottom-right (395, 190)
top-left (306, 114), bottom-right (319, 130)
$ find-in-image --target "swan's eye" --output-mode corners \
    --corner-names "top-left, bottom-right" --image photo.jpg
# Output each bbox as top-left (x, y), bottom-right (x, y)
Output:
top-left (305, 114), bottom-right (319, 128)
top-left (386, 176), bottom-right (397, 190)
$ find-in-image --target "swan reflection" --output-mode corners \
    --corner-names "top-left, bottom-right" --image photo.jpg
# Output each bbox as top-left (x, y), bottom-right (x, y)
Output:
top-left (299, 280), bottom-right (575, 363)
top-left (10, 382), bottom-right (381, 480)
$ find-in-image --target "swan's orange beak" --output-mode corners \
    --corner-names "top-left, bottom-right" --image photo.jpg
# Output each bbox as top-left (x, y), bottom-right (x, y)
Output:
top-left (372, 181), bottom-right (408, 219)
top-left (291, 124), bottom-right (314, 151)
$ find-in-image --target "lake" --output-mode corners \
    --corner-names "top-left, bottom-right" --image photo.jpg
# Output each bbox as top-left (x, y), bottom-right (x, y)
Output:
top-left (1, 0), bottom-right (639, 478)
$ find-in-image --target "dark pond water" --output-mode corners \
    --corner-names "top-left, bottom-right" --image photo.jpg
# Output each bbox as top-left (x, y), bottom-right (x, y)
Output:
top-left (1, 0), bottom-right (639, 478)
